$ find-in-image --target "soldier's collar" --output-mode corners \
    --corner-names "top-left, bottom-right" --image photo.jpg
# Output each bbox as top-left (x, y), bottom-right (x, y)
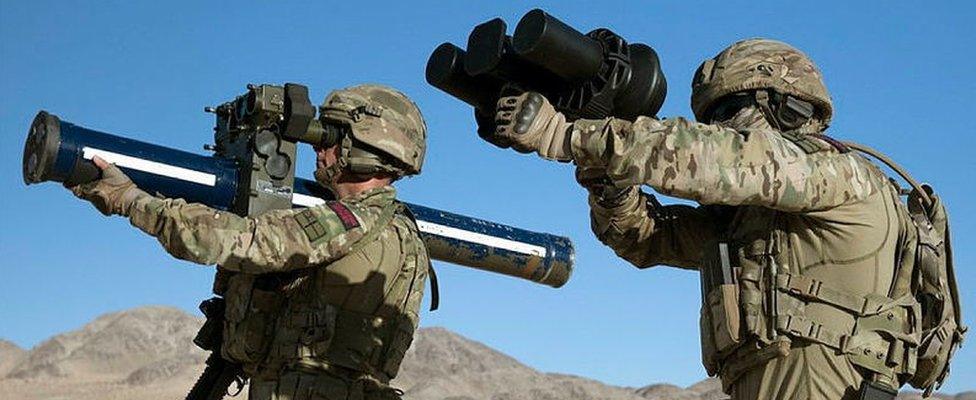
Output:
top-left (343, 185), bottom-right (396, 204)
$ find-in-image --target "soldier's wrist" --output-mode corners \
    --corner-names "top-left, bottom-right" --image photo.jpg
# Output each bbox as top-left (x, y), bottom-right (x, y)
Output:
top-left (569, 118), bottom-right (612, 167)
top-left (537, 123), bottom-right (574, 162)
top-left (594, 185), bottom-right (637, 208)
top-left (119, 187), bottom-right (150, 217)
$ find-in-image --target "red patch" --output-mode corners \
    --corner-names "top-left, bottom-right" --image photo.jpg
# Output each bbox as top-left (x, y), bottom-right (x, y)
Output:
top-left (813, 134), bottom-right (850, 153)
top-left (327, 202), bottom-right (361, 230)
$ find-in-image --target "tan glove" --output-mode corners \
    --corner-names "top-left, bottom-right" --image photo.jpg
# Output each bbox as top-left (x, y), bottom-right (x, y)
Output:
top-left (68, 156), bottom-right (146, 216)
top-left (493, 92), bottom-right (573, 162)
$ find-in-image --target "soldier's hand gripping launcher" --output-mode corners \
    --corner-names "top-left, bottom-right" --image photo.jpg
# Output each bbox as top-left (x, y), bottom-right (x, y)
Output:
top-left (22, 83), bottom-right (574, 288)
top-left (426, 9), bottom-right (667, 124)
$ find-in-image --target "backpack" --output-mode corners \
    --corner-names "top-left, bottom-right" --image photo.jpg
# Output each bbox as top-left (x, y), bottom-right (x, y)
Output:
top-left (846, 141), bottom-right (966, 396)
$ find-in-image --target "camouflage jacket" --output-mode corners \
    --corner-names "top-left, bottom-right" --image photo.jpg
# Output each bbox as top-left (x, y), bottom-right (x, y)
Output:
top-left (571, 115), bottom-right (920, 386)
top-left (128, 186), bottom-right (429, 382)
top-left (570, 115), bottom-right (895, 269)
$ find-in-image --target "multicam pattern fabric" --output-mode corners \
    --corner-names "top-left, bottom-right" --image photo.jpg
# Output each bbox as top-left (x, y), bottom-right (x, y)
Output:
top-left (127, 187), bottom-right (396, 273)
top-left (320, 84), bottom-right (427, 176)
top-left (570, 115), bottom-right (886, 213)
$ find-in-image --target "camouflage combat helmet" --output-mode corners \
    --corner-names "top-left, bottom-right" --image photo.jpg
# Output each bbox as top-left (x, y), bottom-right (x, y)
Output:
top-left (319, 84), bottom-right (427, 178)
top-left (691, 39), bottom-right (833, 126)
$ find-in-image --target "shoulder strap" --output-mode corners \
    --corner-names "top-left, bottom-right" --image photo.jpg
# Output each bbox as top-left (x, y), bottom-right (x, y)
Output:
top-left (780, 130), bottom-right (830, 154)
top-left (842, 141), bottom-right (932, 207)
top-left (397, 202), bottom-right (439, 311)
top-left (345, 200), bottom-right (399, 255)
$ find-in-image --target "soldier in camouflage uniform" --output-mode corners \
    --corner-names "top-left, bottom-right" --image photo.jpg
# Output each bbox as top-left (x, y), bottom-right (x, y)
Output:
top-left (486, 39), bottom-right (920, 399)
top-left (69, 84), bottom-right (430, 400)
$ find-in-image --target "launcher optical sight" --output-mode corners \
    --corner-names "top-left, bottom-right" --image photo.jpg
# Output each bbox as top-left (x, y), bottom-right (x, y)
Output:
top-left (426, 8), bottom-right (667, 121)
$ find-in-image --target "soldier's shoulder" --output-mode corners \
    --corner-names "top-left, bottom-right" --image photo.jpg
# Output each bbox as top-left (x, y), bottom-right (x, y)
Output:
top-left (779, 130), bottom-right (851, 155)
top-left (393, 206), bottom-right (423, 237)
top-left (292, 200), bottom-right (369, 245)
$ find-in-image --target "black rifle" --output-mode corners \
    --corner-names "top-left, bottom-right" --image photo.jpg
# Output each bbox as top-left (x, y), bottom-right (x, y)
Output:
top-left (186, 297), bottom-right (245, 400)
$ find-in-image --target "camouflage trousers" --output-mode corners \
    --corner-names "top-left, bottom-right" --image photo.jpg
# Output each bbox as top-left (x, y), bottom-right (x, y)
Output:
top-left (728, 342), bottom-right (864, 400)
top-left (248, 370), bottom-right (403, 400)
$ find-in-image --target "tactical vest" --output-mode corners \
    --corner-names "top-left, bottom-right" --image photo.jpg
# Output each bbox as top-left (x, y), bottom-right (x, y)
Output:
top-left (697, 134), bottom-right (961, 392)
top-left (216, 201), bottom-right (429, 384)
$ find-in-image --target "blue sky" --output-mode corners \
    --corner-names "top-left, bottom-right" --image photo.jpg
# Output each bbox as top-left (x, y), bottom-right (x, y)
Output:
top-left (1, 0), bottom-right (973, 393)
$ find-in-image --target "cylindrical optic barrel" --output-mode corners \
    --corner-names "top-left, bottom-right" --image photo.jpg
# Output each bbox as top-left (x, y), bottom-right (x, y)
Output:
top-left (23, 111), bottom-right (574, 288)
top-left (512, 9), bottom-right (604, 83)
top-left (464, 18), bottom-right (564, 94)
top-left (614, 44), bottom-right (668, 120)
top-left (425, 43), bottom-right (505, 112)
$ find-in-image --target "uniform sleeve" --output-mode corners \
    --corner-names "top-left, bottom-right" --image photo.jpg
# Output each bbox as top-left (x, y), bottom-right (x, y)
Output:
top-left (570, 116), bottom-right (886, 212)
top-left (589, 188), bottom-right (717, 270)
top-left (126, 196), bottom-right (379, 274)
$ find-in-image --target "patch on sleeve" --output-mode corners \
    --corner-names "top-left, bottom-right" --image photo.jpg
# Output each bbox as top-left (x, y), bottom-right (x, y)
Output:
top-left (327, 202), bottom-right (361, 230)
top-left (810, 133), bottom-right (850, 153)
top-left (294, 208), bottom-right (330, 243)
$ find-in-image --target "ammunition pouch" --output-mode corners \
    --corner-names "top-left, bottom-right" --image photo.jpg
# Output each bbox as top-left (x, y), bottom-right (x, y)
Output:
top-left (222, 274), bottom-right (286, 367)
top-left (323, 311), bottom-right (416, 383)
top-left (699, 241), bottom-right (765, 376)
top-left (263, 302), bottom-right (339, 376)
top-left (699, 283), bottom-right (741, 374)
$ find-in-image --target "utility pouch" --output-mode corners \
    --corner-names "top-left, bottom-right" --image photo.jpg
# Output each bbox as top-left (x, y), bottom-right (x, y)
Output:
top-left (296, 305), bottom-right (339, 357)
top-left (699, 242), bottom-right (742, 373)
top-left (222, 274), bottom-right (282, 364)
top-left (857, 380), bottom-right (897, 400)
top-left (379, 314), bottom-right (417, 379)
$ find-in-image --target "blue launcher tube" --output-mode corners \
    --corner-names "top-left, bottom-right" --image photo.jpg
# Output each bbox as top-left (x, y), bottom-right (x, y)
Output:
top-left (23, 111), bottom-right (574, 288)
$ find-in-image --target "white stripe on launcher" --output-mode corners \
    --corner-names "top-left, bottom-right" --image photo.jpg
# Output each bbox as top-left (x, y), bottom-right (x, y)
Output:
top-left (292, 193), bottom-right (326, 207)
top-left (291, 193), bottom-right (547, 257)
top-left (82, 147), bottom-right (217, 187)
top-left (415, 220), bottom-right (548, 257)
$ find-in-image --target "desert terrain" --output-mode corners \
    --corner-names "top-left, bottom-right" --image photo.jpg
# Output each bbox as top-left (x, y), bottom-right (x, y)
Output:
top-left (0, 307), bottom-right (970, 400)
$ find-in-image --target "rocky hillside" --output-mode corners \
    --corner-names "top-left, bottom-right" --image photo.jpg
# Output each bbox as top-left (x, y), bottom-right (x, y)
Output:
top-left (4, 306), bottom-right (206, 381)
top-left (394, 327), bottom-right (681, 400)
top-left (0, 339), bottom-right (27, 376)
top-left (0, 307), bottom-right (970, 400)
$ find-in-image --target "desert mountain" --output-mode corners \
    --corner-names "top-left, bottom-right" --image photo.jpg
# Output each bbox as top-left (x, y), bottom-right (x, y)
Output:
top-left (0, 306), bottom-right (970, 400)
top-left (4, 306), bottom-right (206, 382)
top-left (0, 339), bottom-right (27, 376)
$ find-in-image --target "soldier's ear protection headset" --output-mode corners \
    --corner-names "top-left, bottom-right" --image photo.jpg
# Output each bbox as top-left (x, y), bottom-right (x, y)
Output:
top-left (706, 89), bottom-right (815, 131)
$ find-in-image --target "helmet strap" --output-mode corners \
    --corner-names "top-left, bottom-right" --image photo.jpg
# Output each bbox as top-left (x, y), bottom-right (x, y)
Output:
top-left (341, 136), bottom-right (403, 180)
top-left (314, 157), bottom-right (345, 190)
top-left (754, 90), bottom-right (816, 133)
top-left (754, 90), bottom-right (783, 131)
top-left (313, 136), bottom-right (353, 189)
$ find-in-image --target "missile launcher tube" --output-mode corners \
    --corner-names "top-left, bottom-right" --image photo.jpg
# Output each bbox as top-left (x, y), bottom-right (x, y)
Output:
top-left (23, 111), bottom-right (574, 288)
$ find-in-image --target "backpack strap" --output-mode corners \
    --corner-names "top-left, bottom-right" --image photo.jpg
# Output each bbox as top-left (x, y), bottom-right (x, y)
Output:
top-left (842, 141), bottom-right (932, 207)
